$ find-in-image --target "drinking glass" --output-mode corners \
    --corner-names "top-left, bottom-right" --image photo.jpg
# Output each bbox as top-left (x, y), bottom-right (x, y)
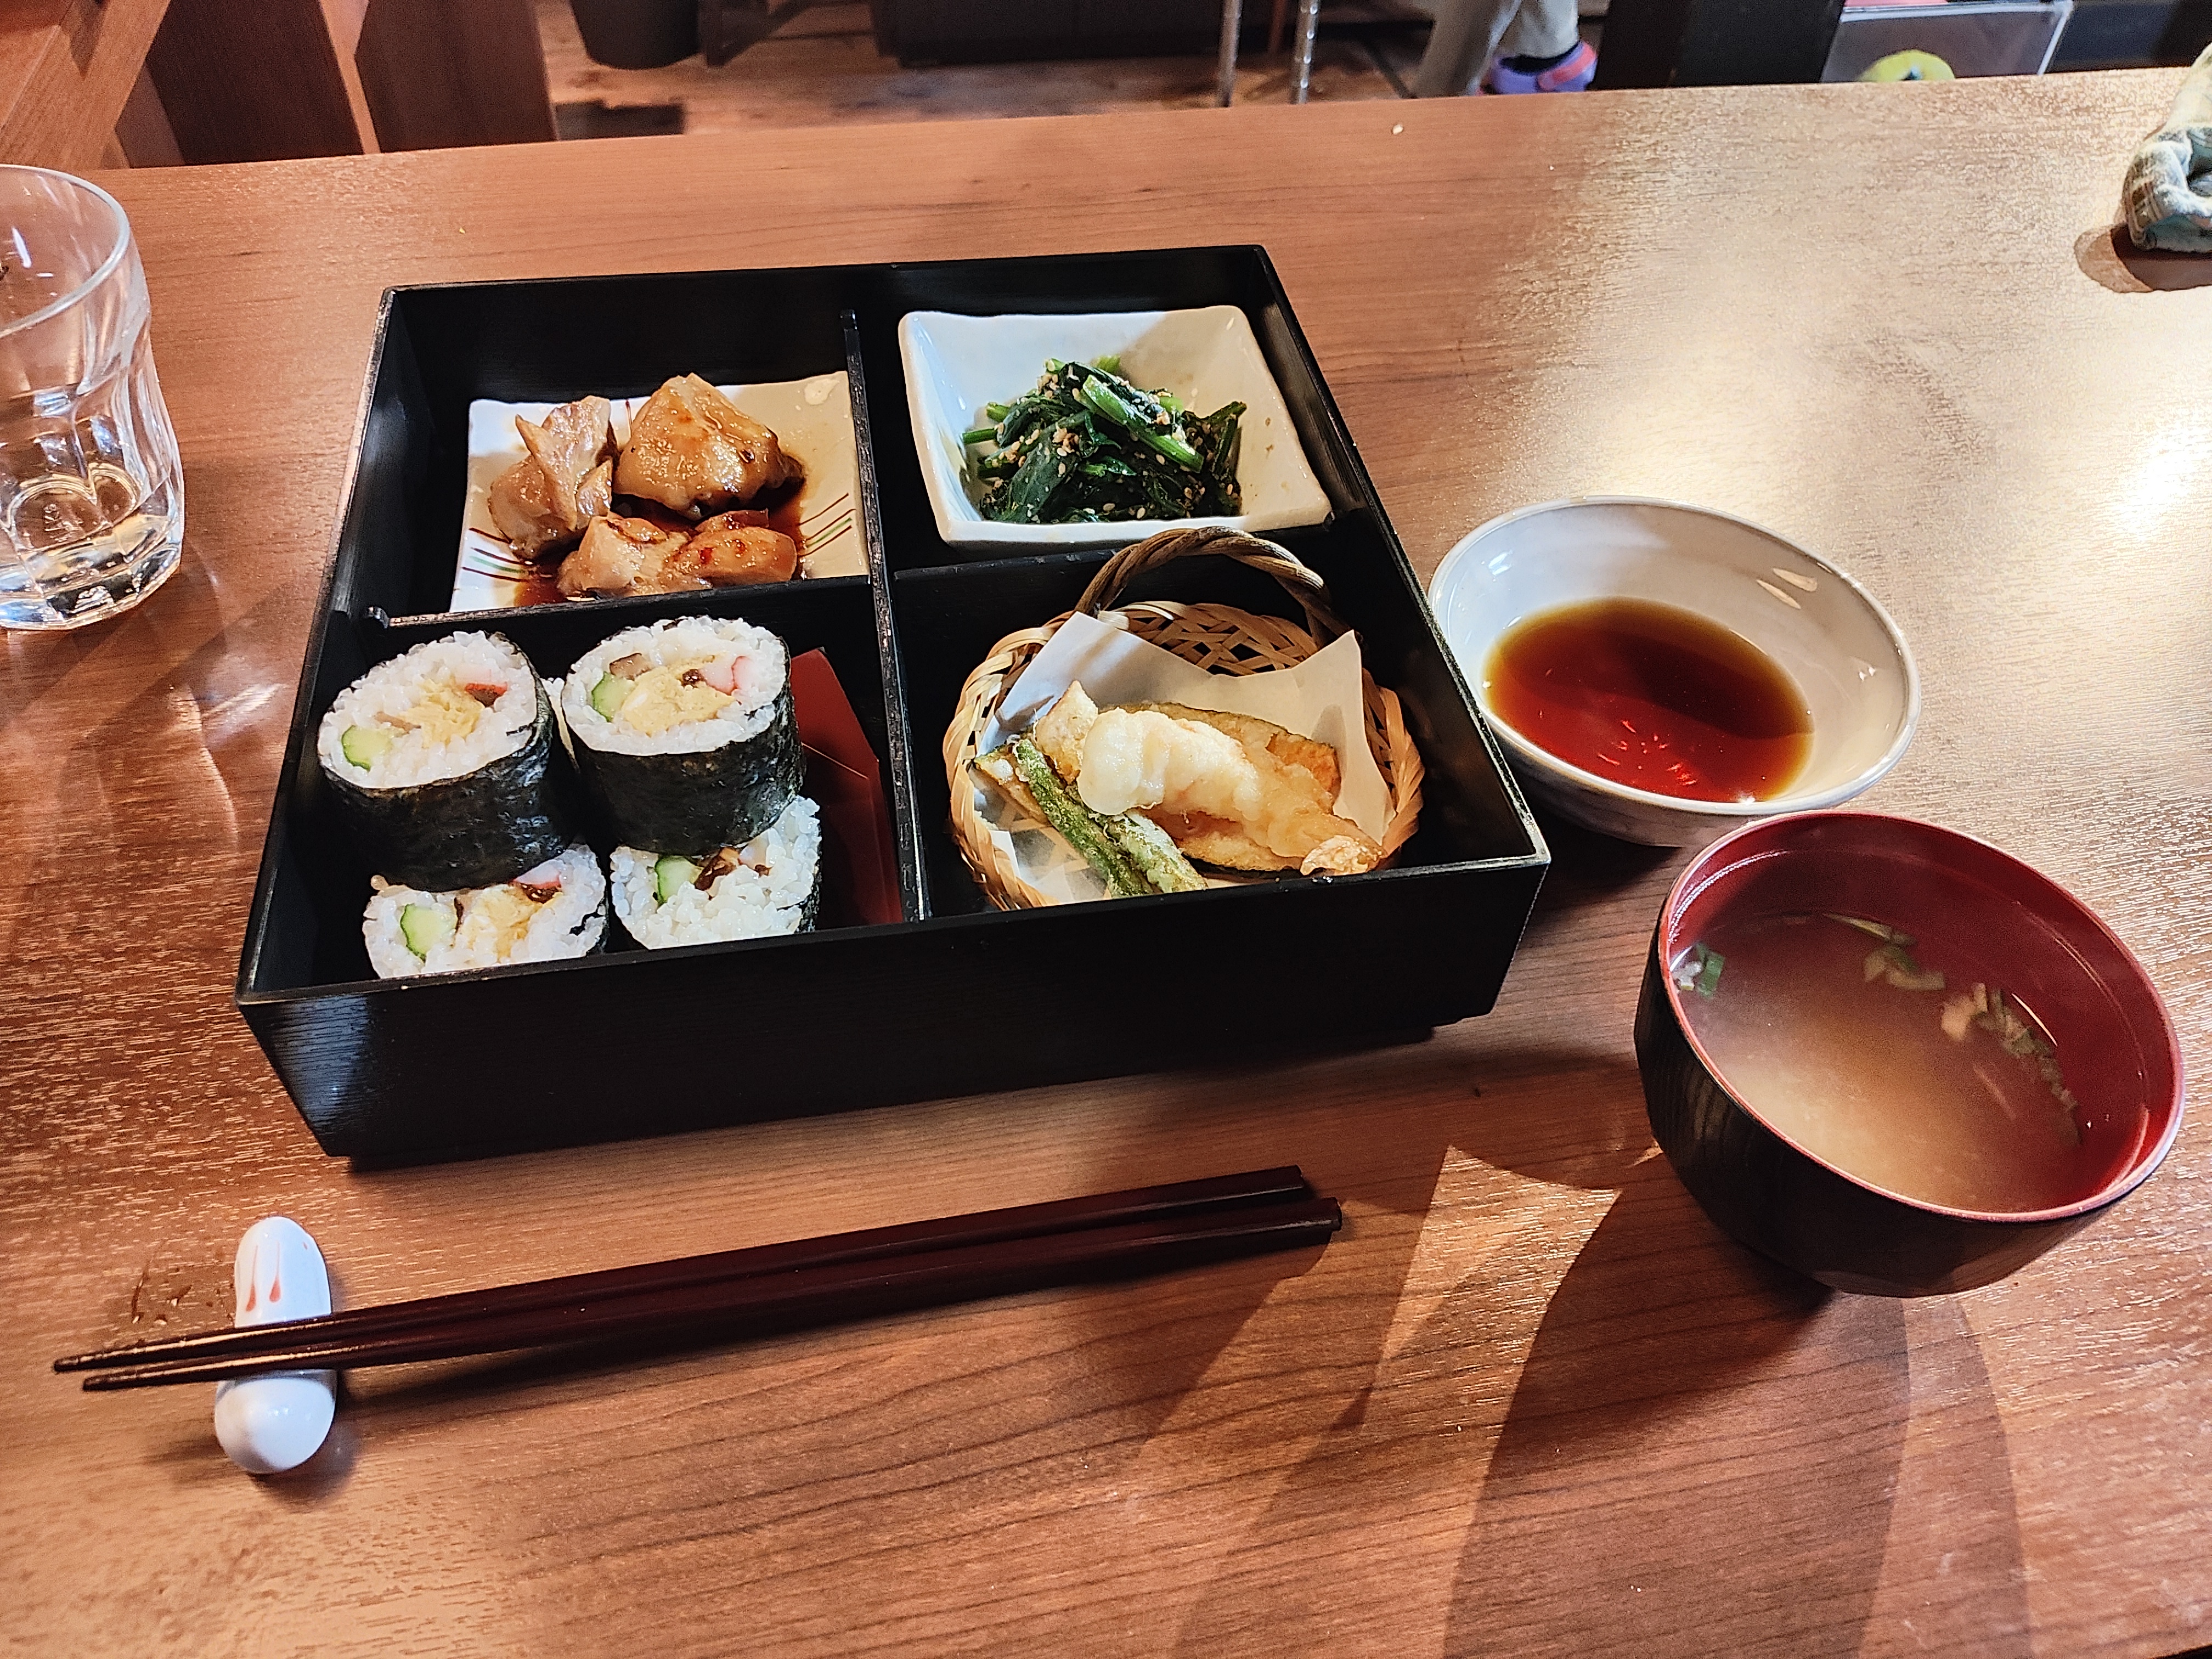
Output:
top-left (0, 166), bottom-right (182, 631)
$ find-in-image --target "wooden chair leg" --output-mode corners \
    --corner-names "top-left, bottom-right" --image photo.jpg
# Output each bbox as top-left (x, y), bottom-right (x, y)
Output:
top-left (1269, 0), bottom-right (1289, 56)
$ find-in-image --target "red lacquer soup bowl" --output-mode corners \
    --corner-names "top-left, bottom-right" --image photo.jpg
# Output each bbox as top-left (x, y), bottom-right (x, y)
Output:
top-left (1633, 812), bottom-right (2185, 1296)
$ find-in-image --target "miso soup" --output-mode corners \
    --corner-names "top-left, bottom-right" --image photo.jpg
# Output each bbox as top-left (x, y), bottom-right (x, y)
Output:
top-left (1674, 911), bottom-right (2106, 1214)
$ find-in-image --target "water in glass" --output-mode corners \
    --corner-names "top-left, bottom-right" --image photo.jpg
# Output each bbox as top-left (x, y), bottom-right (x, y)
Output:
top-left (0, 166), bottom-right (183, 631)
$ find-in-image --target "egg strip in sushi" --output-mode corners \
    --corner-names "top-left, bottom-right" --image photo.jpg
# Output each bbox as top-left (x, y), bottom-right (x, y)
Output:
top-left (318, 632), bottom-right (576, 890)
top-left (610, 797), bottom-right (821, 948)
top-left (363, 845), bottom-right (607, 978)
top-left (561, 616), bottom-right (803, 855)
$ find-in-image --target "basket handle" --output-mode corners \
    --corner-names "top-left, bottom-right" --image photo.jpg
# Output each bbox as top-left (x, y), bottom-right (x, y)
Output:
top-left (1072, 527), bottom-right (1348, 643)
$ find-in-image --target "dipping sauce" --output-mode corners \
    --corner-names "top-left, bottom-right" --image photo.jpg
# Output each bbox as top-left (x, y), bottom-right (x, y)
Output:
top-left (1483, 599), bottom-right (1812, 802)
top-left (1675, 912), bottom-right (2116, 1213)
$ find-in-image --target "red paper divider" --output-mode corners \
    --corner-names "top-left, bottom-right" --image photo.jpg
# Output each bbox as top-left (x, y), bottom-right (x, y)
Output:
top-left (789, 649), bottom-right (901, 928)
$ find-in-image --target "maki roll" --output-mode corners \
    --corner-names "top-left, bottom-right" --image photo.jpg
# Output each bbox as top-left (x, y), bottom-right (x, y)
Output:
top-left (610, 797), bottom-right (821, 948)
top-left (318, 633), bottom-right (574, 890)
top-left (363, 845), bottom-right (607, 979)
top-left (561, 616), bottom-right (802, 855)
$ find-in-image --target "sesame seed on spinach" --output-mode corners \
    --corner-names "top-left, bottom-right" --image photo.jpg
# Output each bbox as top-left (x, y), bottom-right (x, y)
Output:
top-left (963, 358), bottom-right (1244, 525)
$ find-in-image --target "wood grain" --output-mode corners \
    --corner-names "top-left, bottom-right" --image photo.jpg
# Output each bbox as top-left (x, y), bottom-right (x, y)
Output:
top-left (1, 74), bottom-right (2208, 1656)
top-left (355, 0), bottom-right (555, 153)
top-left (143, 0), bottom-right (365, 162)
top-left (0, 0), bottom-right (172, 170)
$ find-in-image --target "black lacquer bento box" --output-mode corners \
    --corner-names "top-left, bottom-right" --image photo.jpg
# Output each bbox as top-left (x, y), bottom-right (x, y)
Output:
top-left (235, 247), bottom-right (1550, 1160)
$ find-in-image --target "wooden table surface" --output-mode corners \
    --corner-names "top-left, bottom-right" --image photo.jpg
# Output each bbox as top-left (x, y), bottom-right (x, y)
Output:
top-left (3, 72), bottom-right (2207, 1656)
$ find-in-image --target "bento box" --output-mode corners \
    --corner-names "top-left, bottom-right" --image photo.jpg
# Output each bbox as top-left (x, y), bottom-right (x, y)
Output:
top-left (235, 247), bottom-right (1550, 1160)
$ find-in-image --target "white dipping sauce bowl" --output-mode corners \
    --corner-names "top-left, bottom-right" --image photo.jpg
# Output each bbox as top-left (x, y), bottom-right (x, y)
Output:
top-left (1426, 498), bottom-right (1920, 848)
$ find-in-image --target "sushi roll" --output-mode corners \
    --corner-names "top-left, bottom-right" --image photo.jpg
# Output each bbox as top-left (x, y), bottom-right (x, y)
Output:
top-left (318, 633), bottom-right (575, 891)
top-left (363, 845), bottom-right (607, 979)
top-left (610, 796), bottom-right (821, 949)
top-left (561, 616), bottom-right (802, 855)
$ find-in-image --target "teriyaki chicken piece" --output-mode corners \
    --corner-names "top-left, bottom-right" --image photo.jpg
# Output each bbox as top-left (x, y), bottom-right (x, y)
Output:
top-left (486, 394), bottom-right (617, 557)
top-left (614, 374), bottom-right (797, 513)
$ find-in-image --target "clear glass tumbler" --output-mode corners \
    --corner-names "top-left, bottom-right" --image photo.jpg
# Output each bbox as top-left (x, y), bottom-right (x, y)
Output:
top-left (0, 166), bottom-right (182, 631)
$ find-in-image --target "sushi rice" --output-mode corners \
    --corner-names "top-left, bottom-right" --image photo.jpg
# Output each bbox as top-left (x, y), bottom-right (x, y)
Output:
top-left (363, 844), bottom-right (607, 978)
top-left (612, 796), bottom-right (820, 948)
top-left (560, 615), bottom-right (786, 756)
top-left (318, 633), bottom-right (538, 787)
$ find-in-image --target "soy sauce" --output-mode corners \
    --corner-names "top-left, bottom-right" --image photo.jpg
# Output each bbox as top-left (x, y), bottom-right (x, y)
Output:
top-left (1482, 599), bottom-right (1812, 802)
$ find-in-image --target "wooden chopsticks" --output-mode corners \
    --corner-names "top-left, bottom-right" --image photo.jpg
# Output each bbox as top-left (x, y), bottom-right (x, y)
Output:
top-left (58, 1167), bottom-right (1340, 1391)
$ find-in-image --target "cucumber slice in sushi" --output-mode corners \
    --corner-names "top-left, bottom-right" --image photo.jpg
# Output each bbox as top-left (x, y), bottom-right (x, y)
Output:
top-left (398, 902), bottom-right (455, 958)
top-left (589, 673), bottom-right (629, 721)
top-left (362, 845), bottom-right (607, 979)
top-left (318, 632), bottom-right (578, 891)
top-left (341, 725), bottom-right (393, 769)
top-left (610, 797), bottom-right (821, 949)
top-left (653, 854), bottom-right (701, 904)
top-left (561, 616), bottom-right (803, 856)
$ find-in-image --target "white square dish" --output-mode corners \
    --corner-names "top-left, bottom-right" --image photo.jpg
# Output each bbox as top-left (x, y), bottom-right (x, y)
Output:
top-left (898, 307), bottom-right (1331, 550)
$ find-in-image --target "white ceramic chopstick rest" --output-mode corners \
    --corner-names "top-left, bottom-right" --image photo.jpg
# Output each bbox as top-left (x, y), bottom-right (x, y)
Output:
top-left (212, 1216), bottom-right (336, 1475)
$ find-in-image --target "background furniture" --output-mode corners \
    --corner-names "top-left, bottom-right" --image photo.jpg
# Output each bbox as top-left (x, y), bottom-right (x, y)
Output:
top-left (0, 0), bottom-right (555, 168)
top-left (1822, 2), bottom-right (2075, 80)
top-left (351, 0), bottom-right (557, 151)
top-left (2, 69), bottom-right (2207, 1655)
top-left (1601, 0), bottom-right (2204, 81)
top-left (1217, 0), bottom-right (1323, 100)
top-left (1595, 0), bottom-right (1845, 85)
top-left (867, 0), bottom-right (1269, 64)
top-left (0, 0), bottom-right (173, 169)
top-left (2058, 0), bottom-right (2212, 65)
top-left (571, 0), bottom-right (699, 67)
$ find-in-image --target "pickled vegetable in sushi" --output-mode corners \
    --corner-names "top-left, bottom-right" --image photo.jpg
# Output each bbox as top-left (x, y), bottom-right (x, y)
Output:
top-left (363, 845), bottom-right (606, 978)
top-left (318, 632), bottom-right (575, 890)
top-left (561, 615), bottom-right (802, 855)
top-left (610, 797), bottom-right (820, 949)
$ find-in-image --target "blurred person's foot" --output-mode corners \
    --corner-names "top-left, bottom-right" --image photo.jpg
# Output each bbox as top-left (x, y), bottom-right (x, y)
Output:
top-left (1482, 39), bottom-right (1597, 93)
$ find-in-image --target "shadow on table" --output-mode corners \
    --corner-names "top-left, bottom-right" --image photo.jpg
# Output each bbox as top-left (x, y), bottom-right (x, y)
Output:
top-left (1154, 1033), bottom-right (2026, 1652)
top-left (320, 1237), bottom-right (1334, 1598)
top-left (1532, 808), bottom-right (1683, 902)
top-left (308, 1030), bottom-right (1634, 1515)
top-left (2075, 223), bottom-right (2212, 293)
top-left (1150, 1040), bottom-right (1652, 1649)
top-left (1444, 1156), bottom-right (1909, 1653)
top-left (1442, 1167), bottom-right (2029, 1652)
top-left (1872, 1295), bottom-right (2032, 1650)
top-left (284, 1231), bottom-right (1334, 1588)
top-left (143, 1383), bottom-right (362, 1503)
top-left (1512, 806), bottom-right (1685, 956)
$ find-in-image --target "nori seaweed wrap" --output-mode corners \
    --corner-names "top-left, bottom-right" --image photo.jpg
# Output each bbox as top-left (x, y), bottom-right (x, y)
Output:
top-left (560, 615), bottom-right (802, 856)
top-left (316, 633), bottom-right (576, 891)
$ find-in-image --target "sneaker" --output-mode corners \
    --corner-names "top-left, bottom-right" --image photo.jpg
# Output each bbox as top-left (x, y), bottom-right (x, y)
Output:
top-left (1482, 39), bottom-right (1597, 93)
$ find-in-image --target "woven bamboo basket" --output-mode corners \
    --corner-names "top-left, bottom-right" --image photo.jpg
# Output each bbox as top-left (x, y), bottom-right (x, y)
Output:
top-left (944, 526), bottom-right (1426, 911)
